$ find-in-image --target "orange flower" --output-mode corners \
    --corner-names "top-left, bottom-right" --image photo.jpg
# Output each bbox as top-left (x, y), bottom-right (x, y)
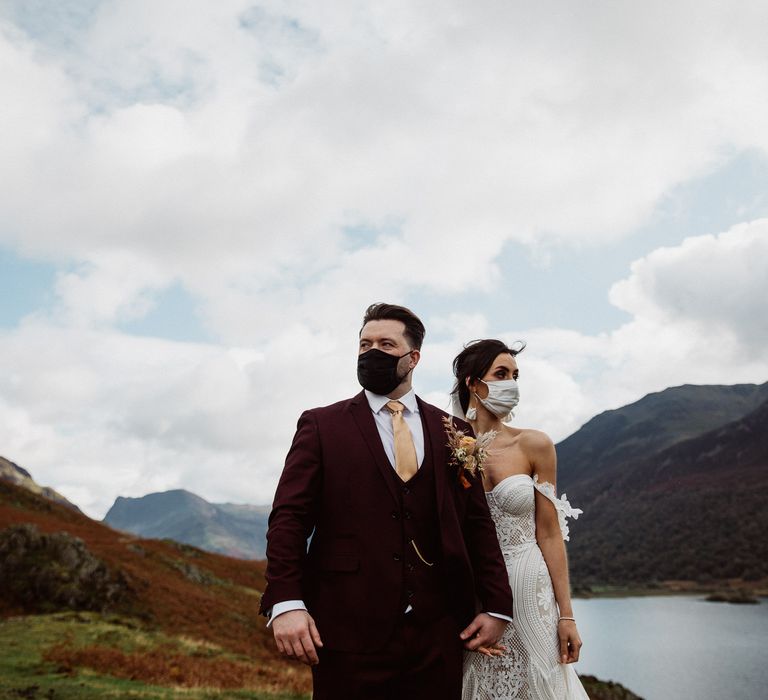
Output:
top-left (459, 435), bottom-right (475, 451)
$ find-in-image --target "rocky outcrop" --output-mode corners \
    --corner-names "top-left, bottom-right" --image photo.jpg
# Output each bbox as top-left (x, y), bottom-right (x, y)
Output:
top-left (0, 523), bottom-right (132, 613)
top-left (581, 674), bottom-right (644, 700)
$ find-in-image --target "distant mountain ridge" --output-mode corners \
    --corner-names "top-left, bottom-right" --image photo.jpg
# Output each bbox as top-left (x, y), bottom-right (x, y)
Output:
top-left (618, 396), bottom-right (768, 491)
top-left (558, 382), bottom-right (768, 497)
top-left (0, 456), bottom-right (80, 512)
top-left (103, 489), bottom-right (270, 559)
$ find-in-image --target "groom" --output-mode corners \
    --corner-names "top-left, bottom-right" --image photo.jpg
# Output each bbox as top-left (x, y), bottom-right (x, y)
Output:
top-left (260, 303), bottom-right (513, 699)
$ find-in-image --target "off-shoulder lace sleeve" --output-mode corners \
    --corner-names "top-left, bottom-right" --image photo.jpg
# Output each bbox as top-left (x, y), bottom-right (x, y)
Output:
top-left (532, 474), bottom-right (583, 541)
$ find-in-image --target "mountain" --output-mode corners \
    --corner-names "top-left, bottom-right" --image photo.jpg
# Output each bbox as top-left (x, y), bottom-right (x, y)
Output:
top-left (618, 396), bottom-right (768, 491)
top-left (557, 382), bottom-right (768, 497)
top-left (103, 489), bottom-right (270, 559)
top-left (0, 455), bottom-right (80, 512)
top-left (558, 384), bottom-right (768, 586)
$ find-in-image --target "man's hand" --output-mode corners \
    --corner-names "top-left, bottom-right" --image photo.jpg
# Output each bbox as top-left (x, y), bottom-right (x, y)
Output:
top-left (272, 610), bottom-right (323, 666)
top-left (460, 613), bottom-right (507, 653)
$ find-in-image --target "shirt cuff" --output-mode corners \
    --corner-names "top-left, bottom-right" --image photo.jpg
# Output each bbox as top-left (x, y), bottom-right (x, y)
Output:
top-left (486, 611), bottom-right (513, 623)
top-left (266, 599), bottom-right (308, 627)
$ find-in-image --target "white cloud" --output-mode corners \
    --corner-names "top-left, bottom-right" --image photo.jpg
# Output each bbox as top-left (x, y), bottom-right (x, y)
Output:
top-left (2, 3), bottom-right (768, 515)
top-left (494, 220), bottom-right (768, 440)
top-left (3, 0), bottom-right (768, 336)
top-left (2, 220), bottom-right (767, 516)
top-left (52, 250), bottom-right (169, 326)
top-left (0, 320), bottom-right (360, 516)
top-left (610, 219), bottom-right (768, 355)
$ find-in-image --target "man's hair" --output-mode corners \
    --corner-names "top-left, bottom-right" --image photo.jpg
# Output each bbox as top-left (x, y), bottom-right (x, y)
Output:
top-left (361, 303), bottom-right (426, 350)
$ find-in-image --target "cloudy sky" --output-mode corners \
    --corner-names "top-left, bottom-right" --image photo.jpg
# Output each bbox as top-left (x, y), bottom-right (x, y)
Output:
top-left (2, 0), bottom-right (767, 518)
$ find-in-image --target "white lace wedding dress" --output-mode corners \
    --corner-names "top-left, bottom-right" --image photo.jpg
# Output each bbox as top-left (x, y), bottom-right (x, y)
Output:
top-left (462, 474), bottom-right (589, 700)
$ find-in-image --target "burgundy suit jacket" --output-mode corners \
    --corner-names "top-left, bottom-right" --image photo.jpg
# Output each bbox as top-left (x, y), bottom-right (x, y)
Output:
top-left (260, 391), bottom-right (514, 651)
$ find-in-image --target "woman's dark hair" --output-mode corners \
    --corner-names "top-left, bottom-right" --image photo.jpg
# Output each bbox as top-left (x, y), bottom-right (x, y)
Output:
top-left (451, 338), bottom-right (526, 415)
top-left (361, 303), bottom-right (426, 350)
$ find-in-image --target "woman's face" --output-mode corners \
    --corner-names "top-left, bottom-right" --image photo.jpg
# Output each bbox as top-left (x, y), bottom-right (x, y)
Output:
top-left (471, 352), bottom-right (519, 399)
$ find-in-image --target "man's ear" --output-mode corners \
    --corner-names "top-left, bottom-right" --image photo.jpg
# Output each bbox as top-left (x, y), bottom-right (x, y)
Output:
top-left (409, 349), bottom-right (421, 368)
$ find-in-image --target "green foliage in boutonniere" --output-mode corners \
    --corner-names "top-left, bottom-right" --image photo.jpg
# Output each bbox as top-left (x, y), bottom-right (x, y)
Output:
top-left (442, 416), bottom-right (497, 489)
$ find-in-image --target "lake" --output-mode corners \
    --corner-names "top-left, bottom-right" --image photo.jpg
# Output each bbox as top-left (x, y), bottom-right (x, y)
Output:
top-left (572, 595), bottom-right (767, 700)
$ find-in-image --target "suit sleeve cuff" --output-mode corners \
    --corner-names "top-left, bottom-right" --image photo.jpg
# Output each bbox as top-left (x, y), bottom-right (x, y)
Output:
top-left (266, 600), bottom-right (308, 627)
top-left (486, 611), bottom-right (513, 623)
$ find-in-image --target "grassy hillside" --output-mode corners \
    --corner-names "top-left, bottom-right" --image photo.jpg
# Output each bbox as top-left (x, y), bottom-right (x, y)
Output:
top-left (0, 613), bottom-right (305, 699)
top-left (0, 478), bottom-right (312, 698)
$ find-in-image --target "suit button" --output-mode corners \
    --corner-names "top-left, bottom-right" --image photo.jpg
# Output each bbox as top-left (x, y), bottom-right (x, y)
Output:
top-left (391, 511), bottom-right (399, 520)
top-left (407, 563), bottom-right (415, 572)
top-left (393, 553), bottom-right (401, 562)
top-left (402, 486), bottom-right (410, 495)
top-left (407, 590), bottom-right (414, 599)
top-left (404, 510), bottom-right (412, 520)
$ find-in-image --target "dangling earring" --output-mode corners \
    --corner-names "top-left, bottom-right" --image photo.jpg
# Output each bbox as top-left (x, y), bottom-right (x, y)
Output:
top-left (465, 378), bottom-right (478, 420)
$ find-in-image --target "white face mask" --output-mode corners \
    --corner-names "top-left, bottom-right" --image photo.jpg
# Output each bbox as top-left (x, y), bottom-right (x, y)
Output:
top-left (466, 379), bottom-right (520, 422)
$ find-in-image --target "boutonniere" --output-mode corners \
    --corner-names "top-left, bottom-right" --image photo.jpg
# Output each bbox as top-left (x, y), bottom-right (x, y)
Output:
top-left (442, 416), bottom-right (497, 489)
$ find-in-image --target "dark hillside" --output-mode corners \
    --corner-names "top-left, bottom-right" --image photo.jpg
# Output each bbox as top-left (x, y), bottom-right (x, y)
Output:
top-left (566, 398), bottom-right (768, 585)
top-left (558, 382), bottom-right (768, 497)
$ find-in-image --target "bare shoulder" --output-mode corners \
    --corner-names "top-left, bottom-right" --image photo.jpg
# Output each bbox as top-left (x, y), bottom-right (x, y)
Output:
top-left (518, 429), bottom-right (557, 478)
top-left (517, 428), bottom-right (554, 452)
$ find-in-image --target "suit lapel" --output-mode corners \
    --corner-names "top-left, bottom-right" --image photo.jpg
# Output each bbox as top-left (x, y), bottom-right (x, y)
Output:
top-left (417, 397), bottom-right (448, 519)
top-left (349, 391), bottom-right (400, 505)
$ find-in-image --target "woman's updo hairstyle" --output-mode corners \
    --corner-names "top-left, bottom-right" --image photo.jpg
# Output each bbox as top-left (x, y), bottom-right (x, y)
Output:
top-left (451, 338), bottom-right (526, 416)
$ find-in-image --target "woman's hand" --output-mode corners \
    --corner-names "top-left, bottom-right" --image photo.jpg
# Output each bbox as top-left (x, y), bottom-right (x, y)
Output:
top-left (557, 619), bottom-right (582, 663)
top-left (476, 643), bottom-right (507, 657)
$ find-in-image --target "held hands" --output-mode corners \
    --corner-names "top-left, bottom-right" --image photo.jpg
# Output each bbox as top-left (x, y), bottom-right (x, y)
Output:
top-left (271, 610), bottom-right (323, 666)
top-left (558, 618), bottom-right (582, 664)
top-left (460, 613), bottom-right (508, 657)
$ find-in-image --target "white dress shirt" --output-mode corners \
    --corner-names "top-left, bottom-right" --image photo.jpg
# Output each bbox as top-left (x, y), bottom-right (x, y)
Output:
top-left (267, 389), bottom-right (511, 625)
top-left (364, 388), bottom-right (425, 469)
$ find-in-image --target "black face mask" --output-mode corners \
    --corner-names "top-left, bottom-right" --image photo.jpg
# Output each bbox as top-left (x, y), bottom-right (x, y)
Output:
top-left (357, 348), bottom-right (412, 396)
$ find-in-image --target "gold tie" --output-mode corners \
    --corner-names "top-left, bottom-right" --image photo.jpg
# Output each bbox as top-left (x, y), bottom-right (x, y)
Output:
top-left (386, 400), bottom-right (419, 482)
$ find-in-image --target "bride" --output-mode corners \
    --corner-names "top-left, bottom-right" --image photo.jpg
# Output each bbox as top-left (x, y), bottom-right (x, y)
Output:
top-left (451, 339), bottom-right (589, 700)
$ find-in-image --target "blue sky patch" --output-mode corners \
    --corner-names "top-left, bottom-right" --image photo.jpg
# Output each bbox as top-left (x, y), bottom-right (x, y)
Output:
top-left (0, 247), bottom-right (57, 327)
